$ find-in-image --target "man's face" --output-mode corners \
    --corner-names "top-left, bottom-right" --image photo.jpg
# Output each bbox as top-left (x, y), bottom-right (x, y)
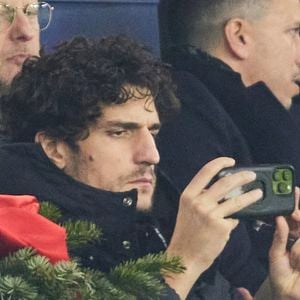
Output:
top-left (62, 89), bottom-right (161, 211)
top-left (245, 0), bottom-right (300, 107)
top-left (0, 0), bottom-right (40, 85)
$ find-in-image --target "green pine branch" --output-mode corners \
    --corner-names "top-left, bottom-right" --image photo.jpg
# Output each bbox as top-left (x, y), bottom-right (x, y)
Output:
top-left (112, 252), bottom-right (186, 276)
top-left (62, 220), bottom-right (102, 250)
top-left (39, 202), bottom-right (62, 223)
top-left (0, 203), bottom-right (185, 299)
top-left (107, 252), bottom-right (185, 299)
top-left (0, 276), bottom-right (38, 300)
top-left (0, 249), bottom-right (184, 299)
top-left (0, 248), bottom-right (36, 276)
top-left (79, 268), bottom-right (129, 300)
top-left (39, 202), bottom-right (102, 250)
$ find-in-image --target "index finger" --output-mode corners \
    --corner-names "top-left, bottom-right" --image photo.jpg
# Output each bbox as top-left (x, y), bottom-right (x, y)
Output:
top-left (269, 216), bottom-right (289, 260)
top-left (182, 157), bottom-right (235, 199)
top-left (291, 187), bottom-right (300, 222)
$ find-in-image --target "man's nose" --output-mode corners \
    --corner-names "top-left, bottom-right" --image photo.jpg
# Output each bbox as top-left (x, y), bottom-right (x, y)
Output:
top-left (9, 11), bottom-right (36, 42)
top-left (133, 129), bottom-right (160, 165)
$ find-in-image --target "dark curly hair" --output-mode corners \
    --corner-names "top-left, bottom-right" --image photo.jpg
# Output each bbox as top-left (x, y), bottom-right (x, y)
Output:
top-left (1, 35), bottom-right (179, 145)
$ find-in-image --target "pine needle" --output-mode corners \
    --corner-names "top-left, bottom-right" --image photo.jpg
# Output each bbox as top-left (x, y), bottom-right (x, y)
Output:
top-left (63, 219), bottom-right (102, 250)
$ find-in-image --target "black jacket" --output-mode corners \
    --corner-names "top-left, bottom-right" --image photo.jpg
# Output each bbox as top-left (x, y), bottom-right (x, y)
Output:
top-left (0, 142), bottom-right (179, 299)
top-left (0, 143), bottom-right (265, 299)
top-left (158, 48), bottom-right (300, 297)
top-left (164, 48), bottom-right (300, 185)
top-left (158, 70), bottom-right (252, 192)
top-left (0, 139), bottom-right (262, 300)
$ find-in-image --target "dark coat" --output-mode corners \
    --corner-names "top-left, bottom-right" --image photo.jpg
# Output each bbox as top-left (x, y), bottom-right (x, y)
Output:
top-left (0, 142), bottom-right (179, 299)
top-left (158, 48), bottom-right (300, 296)
top-left (158, 70), bottom-right (252, 192)
top-left (0, 142), bottom-right (265, 299)
top-left (165, 49), bottom-right (300, 185)
top-left (291, 95), bottom-right (300, 129)
top-left (157, 70), bottom-right (267, 295)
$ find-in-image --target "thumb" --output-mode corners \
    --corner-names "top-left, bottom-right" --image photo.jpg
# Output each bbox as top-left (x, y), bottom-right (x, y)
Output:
top-left (236, 287), bottom-right (253, 300)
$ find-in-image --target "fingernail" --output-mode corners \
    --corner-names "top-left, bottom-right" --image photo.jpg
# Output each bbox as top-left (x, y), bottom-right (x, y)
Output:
top-left (252, 188), bottom-right (263, 199)
top-left (246, 171), bottom-right (257, 180)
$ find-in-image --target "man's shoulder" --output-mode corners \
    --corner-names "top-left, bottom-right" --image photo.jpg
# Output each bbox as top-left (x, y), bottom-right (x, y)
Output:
top-left (0, 142), bottom-right (45, 185)
top-left (171, 70), bottom-right (222, 109)
top-left (163, 69), bottom-right (249, 145)
top-left (158, 69), bottom-right (252, 190)
top-left (171, 48), bottom-right (246, 103)
top-left (0, 142), bottom-right (28, 162)
top-left (0, 142), bottom-right (41, 162)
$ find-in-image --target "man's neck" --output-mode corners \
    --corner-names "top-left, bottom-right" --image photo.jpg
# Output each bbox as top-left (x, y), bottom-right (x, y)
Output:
top-left (208, 49), bottom-right (294, 109)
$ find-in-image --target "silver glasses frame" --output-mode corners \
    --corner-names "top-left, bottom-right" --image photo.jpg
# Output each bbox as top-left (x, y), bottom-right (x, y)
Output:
top-left (0, 1), bottom-right (54, 31)
top-left (40, 2), bottom-right (54, 31)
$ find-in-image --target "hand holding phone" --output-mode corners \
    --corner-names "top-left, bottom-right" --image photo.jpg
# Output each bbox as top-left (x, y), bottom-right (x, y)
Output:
top-left (216, 165), bottom-right (295, 219)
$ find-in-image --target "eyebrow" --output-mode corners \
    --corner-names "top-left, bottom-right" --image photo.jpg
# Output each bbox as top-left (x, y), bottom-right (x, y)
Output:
top-left (103, 121), bottom-right (161, 130)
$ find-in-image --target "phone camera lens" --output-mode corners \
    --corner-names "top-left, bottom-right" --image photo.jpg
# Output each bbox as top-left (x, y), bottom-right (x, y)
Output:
top-left (277, 182), bottom-right (291, 194)
top-left (273, 171), bottom-right (282, 181)
top-left (283, 170), bottom-right (292, 181)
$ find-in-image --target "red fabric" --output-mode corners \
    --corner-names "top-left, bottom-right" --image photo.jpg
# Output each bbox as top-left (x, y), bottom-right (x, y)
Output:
top-left (0, 194), bottom-right (69, 263)
top-left (0, 194), bottom-right (39, 212)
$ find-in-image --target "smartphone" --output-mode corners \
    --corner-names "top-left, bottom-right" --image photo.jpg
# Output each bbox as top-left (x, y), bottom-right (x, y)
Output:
top-left (216, 165), bottom-right (295, 219)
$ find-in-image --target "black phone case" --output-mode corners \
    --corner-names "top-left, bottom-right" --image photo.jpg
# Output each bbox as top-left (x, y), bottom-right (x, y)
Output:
top-left (217, 165), bottom-right (295, 219)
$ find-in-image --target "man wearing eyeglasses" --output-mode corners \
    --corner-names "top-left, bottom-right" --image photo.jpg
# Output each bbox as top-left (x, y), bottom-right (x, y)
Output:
top-left (0, 0), bottom-right (53, 91)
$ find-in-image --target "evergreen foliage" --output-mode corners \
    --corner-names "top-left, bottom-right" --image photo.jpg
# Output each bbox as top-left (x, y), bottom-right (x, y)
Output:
top-left (39, 201), bottom-right (62, 222)
top-left (63, 220), bottom-right (102, 251)
top-left (40, 202), bottom-right (103, 250)
top-left (0, 202), bottom-right (184, 299)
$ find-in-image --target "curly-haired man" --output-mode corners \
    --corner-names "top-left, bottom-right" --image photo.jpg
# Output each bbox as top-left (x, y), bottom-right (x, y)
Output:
top-left (0, 36), bottom-right (297, 299)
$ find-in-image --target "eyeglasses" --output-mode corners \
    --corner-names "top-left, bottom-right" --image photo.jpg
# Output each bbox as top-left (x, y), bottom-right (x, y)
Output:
top-left (0, 2), bottom-right (54, 32)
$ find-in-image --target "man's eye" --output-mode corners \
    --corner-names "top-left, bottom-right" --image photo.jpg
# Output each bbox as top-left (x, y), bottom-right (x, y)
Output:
top-left (0, 6), bottom-right (14, 22)
top-left (151, 129), bottom-right (160, 138)
top-left (109, 130), bottom-right (128, 137)
top-left (26, 4), bottom-right (39, 16)
top-left (291, 27), bottom-right (300, 36)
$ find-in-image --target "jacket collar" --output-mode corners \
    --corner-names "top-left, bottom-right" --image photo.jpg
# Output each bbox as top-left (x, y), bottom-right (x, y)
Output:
top-left (0, 142), bottom-right (139, 220)
top-left (172, 45), bottom-right (242, 80)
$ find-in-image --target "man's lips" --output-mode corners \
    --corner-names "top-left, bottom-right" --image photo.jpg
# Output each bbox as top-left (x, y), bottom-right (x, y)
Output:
top-left (128, 178), bottom-right (153, 186)
top-left (7, 54), bottom-right (31, 66)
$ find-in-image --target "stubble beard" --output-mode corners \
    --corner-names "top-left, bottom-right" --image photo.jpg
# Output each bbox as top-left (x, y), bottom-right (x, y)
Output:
top-left (65, 150), bottom-right (157, 212)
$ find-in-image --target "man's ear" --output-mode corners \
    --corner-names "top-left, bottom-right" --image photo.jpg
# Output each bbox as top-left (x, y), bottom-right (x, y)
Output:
top-left (35, 132), bottom-right (68, 170)
top-left (224, 18), bottom-right (252, 59)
